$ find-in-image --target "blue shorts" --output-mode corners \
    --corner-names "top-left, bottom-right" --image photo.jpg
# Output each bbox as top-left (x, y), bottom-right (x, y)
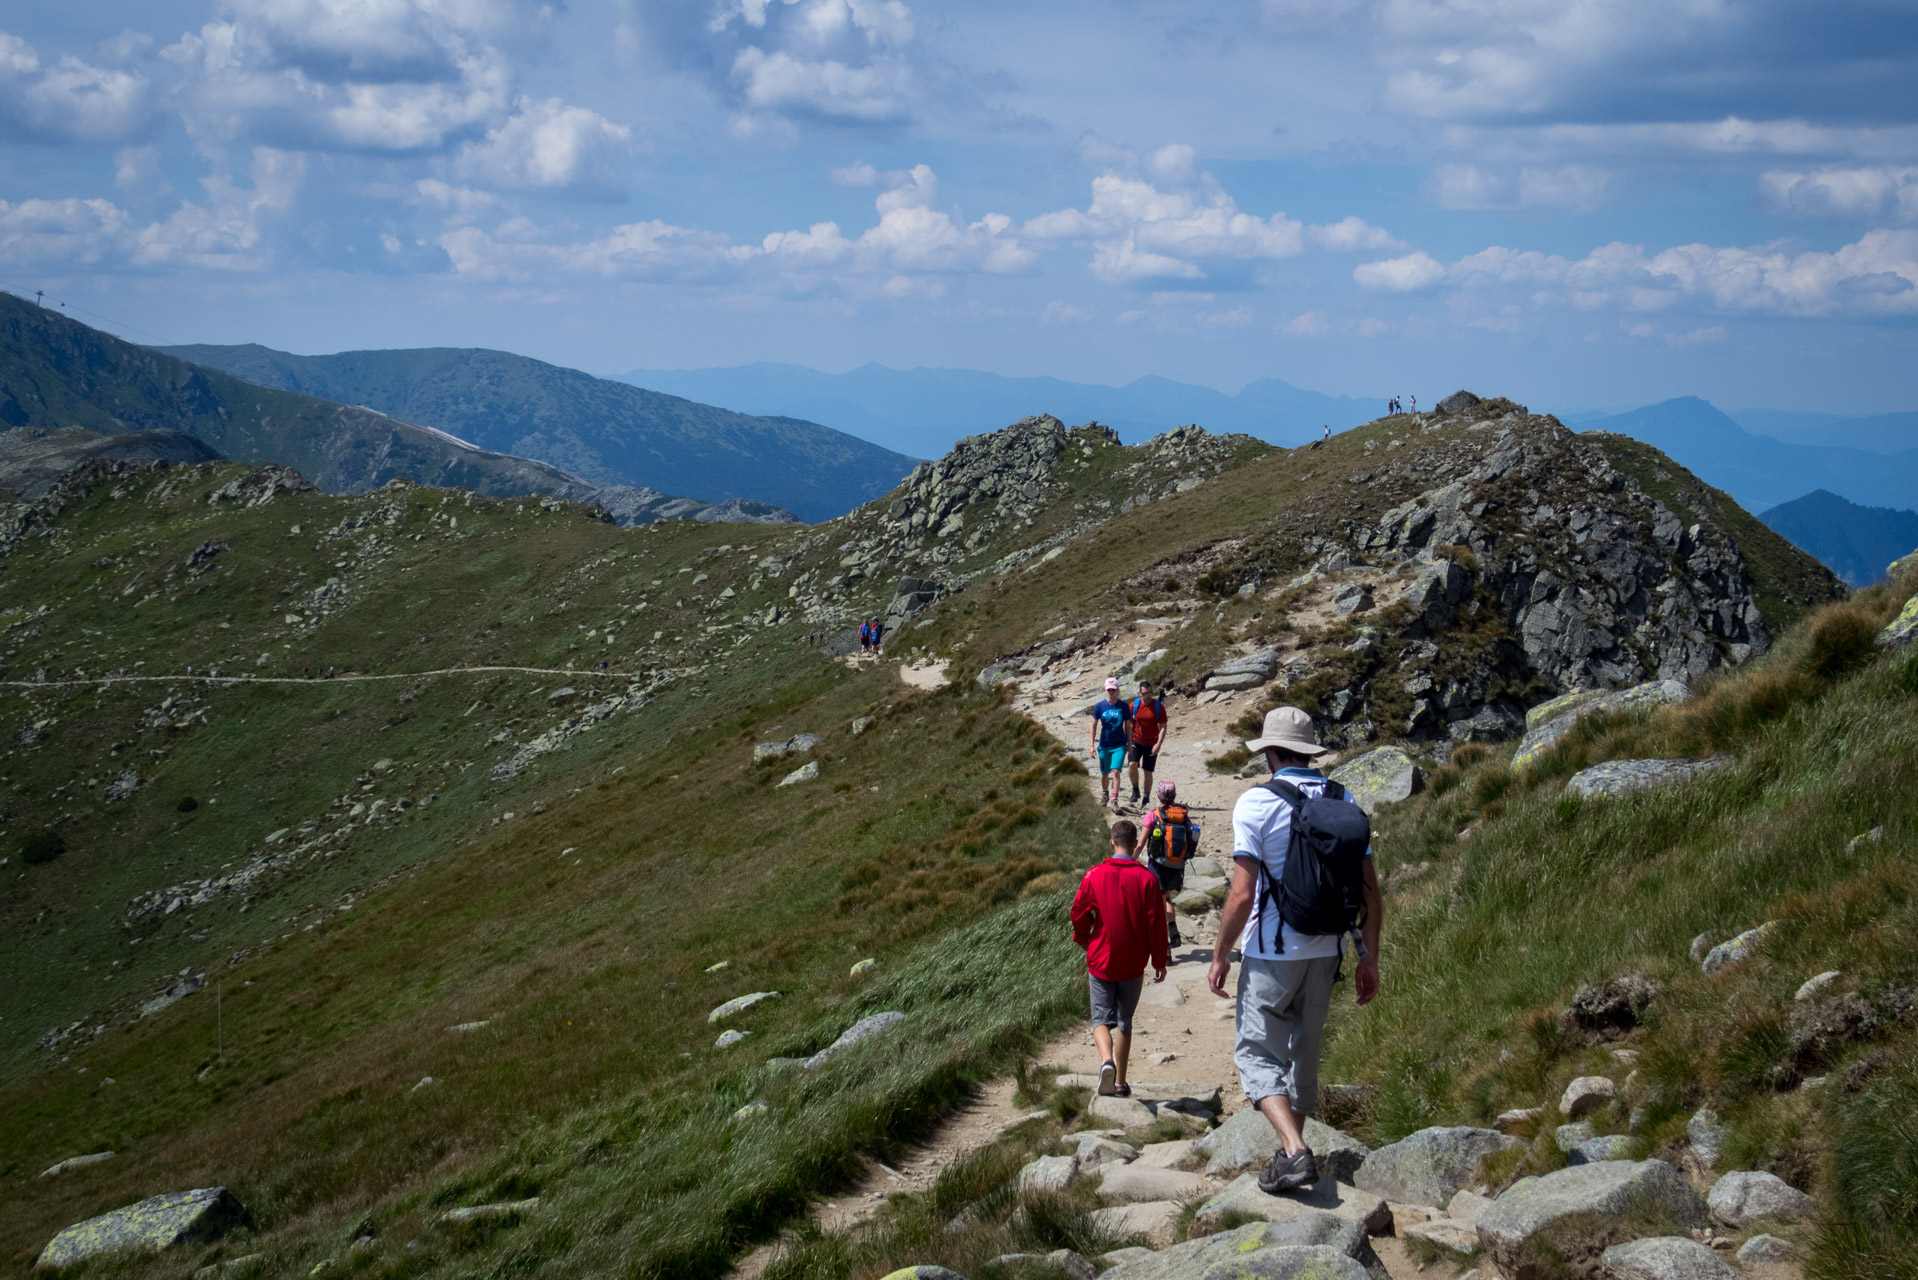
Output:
top-left (1099, 746), bottom-right (1127, 773)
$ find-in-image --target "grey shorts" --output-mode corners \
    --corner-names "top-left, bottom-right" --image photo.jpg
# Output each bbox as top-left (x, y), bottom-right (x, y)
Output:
top-left (1234, 954), bottom-right (1341, 1113)
top-left (1089, 973), bottom-right (1145, 1032)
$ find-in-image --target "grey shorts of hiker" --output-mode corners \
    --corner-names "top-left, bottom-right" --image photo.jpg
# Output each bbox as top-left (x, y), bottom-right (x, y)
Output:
top-left (1089, 974), bottom-right (1145, 1032)
top-left (1234, 954), bottom-right (1341, 1113)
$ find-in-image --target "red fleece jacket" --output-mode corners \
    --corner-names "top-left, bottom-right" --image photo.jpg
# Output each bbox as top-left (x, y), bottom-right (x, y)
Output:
top-left (1071, 857), bottom-right (1170, 981)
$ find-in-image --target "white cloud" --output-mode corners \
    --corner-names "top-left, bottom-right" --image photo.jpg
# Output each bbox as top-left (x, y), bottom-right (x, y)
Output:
top-left (695, 0), bottom-right (930, 130)
top-left (412, 178), bottom-right (501, 225)
top-left (1205, 306), bottom-right (1254, 326)
top-left (1761, 167), bottom-right (1918, 222)
top-left (1433, 163), bottom-right (1610, 211)
top-left (0, 29), bottom-right (155, 145)
top-left (438, 161), bottom-right (1032, 286)
top-left (1280, 310), bottom-right (1329, 336)
top-left (0, 147), bottom-right (300, 272)
top-left (1431, 229), bottom-right (1918, 316)
top-left (451, 96), bottom-right (632, 190)
top-left (829, 160), bottom-right (879, 186)
top-left (1354, 251), bottom-right (1446, 291)
top-left (1042, 299), bottom-right (1090, 324)
top-left (1306, 216), bottom-right (1407, 251)
top-left (113, 146), bottom-right (173, 201)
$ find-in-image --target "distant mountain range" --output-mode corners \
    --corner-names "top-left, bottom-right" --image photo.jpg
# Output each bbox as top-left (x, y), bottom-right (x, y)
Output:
top-left (619, 362), bottom-right (1387, 458)
top-left (167, 344), bottom-right (915, 523)
top-left (1579, 397), bottom-right (1918, 514)
top-left (1759, 490), bottom-right (1918, 587)
top-left (1730, 409), bottom-right (1918, 456)
top-left (1, 292), bottom-right (605, 503)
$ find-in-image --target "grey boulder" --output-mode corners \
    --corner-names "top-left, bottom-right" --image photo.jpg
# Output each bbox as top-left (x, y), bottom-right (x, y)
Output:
top-left (1095, 1165), bottom-right (1210, 1203)
top-left (1475, 1160), bottom-right (1708, 1280)
top-left (1353, 1126), bottom-right (1520, 1207)
top-left (1193, 1172), bottom-right (1392, 1237)
top-left (1018, 1154), bottom-right (1080, 1194)
top-left (1598, 1236), bottom-right (1737, 1280)
top-left (1706, 1170), bottom-right (1815, 1227)
top-left (1686, 1108), bottom-right (1727, 1167)
top-left (1701, 923), bottom-right (1778, 976)
top-left (1329, 747), bottom-right (1424, 810)
top-left (1102, 1216), bottom-right (1384, 1280)
top-left (1569, 1135), bottom-right (1639, 1165)
top-left (804, 1011), bottom-right (905, 1069)
top-left (1196, 1108), bottom-right (1371, 1183)
top-left (1564, 758), bottom-right (1725, 799)
top-left (38, 1188), bottom-right (251, 1269)
top-left (1735, 1234), bottom-right (1797, 1262)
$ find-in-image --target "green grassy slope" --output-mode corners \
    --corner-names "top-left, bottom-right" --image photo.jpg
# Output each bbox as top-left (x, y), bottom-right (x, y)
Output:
top-left (1315, 569), bottom-right (1918, 1277)
top-left (158, 343), bottom-right (920, 523)
top-left (0, 458), bottom-right (1108, 1276)
top-left (0, 294), bottom-right (599, 501)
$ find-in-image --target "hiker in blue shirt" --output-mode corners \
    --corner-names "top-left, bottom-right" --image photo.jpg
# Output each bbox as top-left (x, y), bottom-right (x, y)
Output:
top-left (1087, 677), bottom-right (1133, 812)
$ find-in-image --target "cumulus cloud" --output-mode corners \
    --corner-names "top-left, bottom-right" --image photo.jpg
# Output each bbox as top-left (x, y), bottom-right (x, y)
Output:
top-left (1373, 0), bottom-right (1918, 129)
top-left (1024, 143), bottom-right (1396, 286)
top-left (1761, 167), bottom-right (1918, 222)
top-left (1414, 229), bottom-right (1918, 317)
top-left (1354, 251), bottom-right (1446, 291)
top-left (1434, 164), bottom-right (1611, 212)
top-left (451, 96), bottom-right (632, 190)
top-left (0, 29), bottom-right (156, 145)
top-left (438, 161), bottom-right (1032, 287)
top-left (0, 147), bottom-right (300, 271)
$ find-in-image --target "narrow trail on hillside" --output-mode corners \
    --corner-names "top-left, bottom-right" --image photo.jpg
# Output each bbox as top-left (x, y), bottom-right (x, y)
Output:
top-left (0, 664), bottom-right (649, 692)
top-left (730, 647), bottom-right (1448, 1280)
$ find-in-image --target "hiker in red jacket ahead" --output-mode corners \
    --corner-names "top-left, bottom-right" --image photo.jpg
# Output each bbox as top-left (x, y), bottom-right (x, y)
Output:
top-left (1070, 820), bottom-right (1169, 1097)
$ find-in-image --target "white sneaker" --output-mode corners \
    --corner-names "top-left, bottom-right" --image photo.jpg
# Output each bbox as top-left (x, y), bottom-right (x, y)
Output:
top-left (1098, 1060), bottom-right (1117, 1096)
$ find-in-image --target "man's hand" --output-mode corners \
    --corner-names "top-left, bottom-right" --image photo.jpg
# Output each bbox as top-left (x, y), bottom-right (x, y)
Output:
top-left (1153, 966), bottom-right (1166, 984)
top-left (1207, 953), bottom-right (1232, 999)
top-left (1354, 955), bottom-right (1380, 1007)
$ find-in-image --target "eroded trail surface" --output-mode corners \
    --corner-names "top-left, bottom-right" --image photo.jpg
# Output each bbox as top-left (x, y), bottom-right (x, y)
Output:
top-left (735, 649), bottom-right (1802, 1280)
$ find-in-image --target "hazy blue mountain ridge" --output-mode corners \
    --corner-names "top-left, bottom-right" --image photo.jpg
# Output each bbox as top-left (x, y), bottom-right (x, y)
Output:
top-left (162, 344), bottom-right (917, 523)
top-left (1759, 489), bottom-right (1918, 587)
top-left (620, 361), bottom-right (1388, 458)
top-left (1582, 397), bottom-right (1918, 512)
top-left (1731, 408), bottom-right (1918, 456)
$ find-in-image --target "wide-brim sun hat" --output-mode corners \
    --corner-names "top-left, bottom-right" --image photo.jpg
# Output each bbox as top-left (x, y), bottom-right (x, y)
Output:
top-left (1245, 706), bottom-right (1329, 757)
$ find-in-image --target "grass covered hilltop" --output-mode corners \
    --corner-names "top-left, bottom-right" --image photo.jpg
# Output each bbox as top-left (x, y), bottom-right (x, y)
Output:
top-left (0, 391), bottom-right (1912, 1280)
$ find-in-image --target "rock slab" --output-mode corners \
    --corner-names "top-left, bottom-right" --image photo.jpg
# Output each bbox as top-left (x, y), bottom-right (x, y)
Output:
top-left (1330, 747), bottom-right (1424, 809)
top-left (1104, 1216), bottom-right (1383, 1280)
top-left (1194, 1172), bottom-right (1392, 1237)
top-left (708, 991), bottom-right (781, 1022)
top-left (1195, 1108), bottom-right (1371, 1183)
top-left (1354, 1126), bottom-right (1520, 1207)
top-left (1598, 1235), bottom-right (1737, 1280)
top-left (805, 1010), bottom-right (905, 1068)
top-left (38, 1188), bottom-right (251, 1269)
top-left (1706, 1170), bottom-right (1816, 1227)
top-left (1564, 758), bottom-right (1725, 798)
top-left (1095, 1164), bottom-right (1210, 1204)
top-left (1018, 1155), bottom-right (1080, 1194)
top-left (1701, 923), bottom-right (1777, 976)
top-left (1474, 1160), bottom-right (1708, 1280)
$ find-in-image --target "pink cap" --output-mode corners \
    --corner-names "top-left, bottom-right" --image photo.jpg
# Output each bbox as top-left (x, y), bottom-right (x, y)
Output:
top-left (1105, 677), bottom-right (1120, 690)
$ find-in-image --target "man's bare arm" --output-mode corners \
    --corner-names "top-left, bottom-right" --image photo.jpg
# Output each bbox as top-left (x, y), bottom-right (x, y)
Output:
top-left (1355, 859), bottom-right (1382, 1006)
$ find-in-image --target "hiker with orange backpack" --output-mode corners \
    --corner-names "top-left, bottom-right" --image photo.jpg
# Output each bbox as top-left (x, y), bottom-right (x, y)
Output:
top-left (1126, 678), bottom-right (1169, 805)
top-left (1139, 781), bottom-right (1200, 948)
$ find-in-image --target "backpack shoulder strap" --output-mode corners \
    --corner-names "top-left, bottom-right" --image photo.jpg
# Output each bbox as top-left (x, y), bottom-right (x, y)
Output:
top-left (1259, 778), bottom-right (1304, 806)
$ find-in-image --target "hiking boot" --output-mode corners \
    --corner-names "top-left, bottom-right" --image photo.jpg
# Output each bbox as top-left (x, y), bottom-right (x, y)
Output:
top-left (1168, 921), bottom-right (1183, 948)
top-left (1098, 1060), bottom-right (1117, 1096)
top-left (1129, 786), bottom-right (1141, 803)
top-left (1257, 1148), bottom-right (1319, 1194)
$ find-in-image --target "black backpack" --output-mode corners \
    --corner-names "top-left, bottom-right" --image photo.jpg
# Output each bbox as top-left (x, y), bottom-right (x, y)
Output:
top-left (1254, 778), bottom-right (1371, 952)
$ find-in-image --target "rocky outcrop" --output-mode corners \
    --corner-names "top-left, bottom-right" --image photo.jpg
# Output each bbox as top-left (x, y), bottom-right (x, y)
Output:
top-left (37, 1188), bottom-right (251, 1269)
top-left (1353, 1126), bottom-right (1520, 1207)
top-left (1878, 593), bottom-right (1918, 649)
top-left (1511, 679), bottom-right (1693, 770)
top-left (1565, 757), bottom-right (1725, 797)
top-left (1329, 746), bottom-right (1423, 809)
top-left (1475, 1161), bottom-right (1708, 1280)
top-left (1706, 1170), bottom-right (1815, 1227)
top-left (1102, 1216), bottom-right (1385, 1280)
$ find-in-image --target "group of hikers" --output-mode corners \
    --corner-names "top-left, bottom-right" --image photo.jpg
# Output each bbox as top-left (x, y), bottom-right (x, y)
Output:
top-left (1070, 699), bottom-right (1381, 1197)
top-left (1388, 395), bottom-right (1416, 414)
top-left (857, 617), bottom-right (886, 654)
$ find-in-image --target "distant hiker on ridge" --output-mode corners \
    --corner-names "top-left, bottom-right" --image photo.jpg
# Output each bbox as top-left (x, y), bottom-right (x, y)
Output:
top-left (1208, 706), bottom-right (1382, 1194)
top-left (1126, 677), bottom-right (1169, 806)
top-left (869, 617), bottom-right (884, 654)
top-left (1089, 677), bottom-right (1132, 811)
top-left (858, 619), bottom-right (873, 654)
top-left (1139, 780), bottom-right (1199, 948)
top-left (1071, 819), bottom-right (1167, 1098)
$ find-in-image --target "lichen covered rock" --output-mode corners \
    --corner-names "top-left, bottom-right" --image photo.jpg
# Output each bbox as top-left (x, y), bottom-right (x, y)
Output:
top-left (37, 1188), bottom-right (250, 1269)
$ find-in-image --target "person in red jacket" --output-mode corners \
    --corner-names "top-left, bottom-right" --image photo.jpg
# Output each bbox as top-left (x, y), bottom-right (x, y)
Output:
top-left (1070, 820), bottom-right (1169, 1097)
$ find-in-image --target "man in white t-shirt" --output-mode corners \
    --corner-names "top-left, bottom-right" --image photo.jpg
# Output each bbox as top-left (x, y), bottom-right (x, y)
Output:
top-left (1207, 706), bottom-right (1382, 1194)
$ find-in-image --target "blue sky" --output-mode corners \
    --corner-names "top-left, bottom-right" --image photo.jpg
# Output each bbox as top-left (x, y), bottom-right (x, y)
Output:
top-left (3, 0), bottom-right (1916, 414)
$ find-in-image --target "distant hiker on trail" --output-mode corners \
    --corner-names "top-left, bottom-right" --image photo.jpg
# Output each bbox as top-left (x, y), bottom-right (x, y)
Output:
top-left (1208, 706), bottom-right (1382, 1195)
top-left (858, 620), bottom-right (872, 653)
top-left (869, 617), bottom-right (884, 654)
top-left (1410, 394), bottom-right (1416, 413)
top-left (1126, 678), bottom-right (1169, 805)
top-left (1089, 678), bottom-right (1132, 811)
top-left (1321, 425), bottom-right (1330, 441)
top-left (1071, 819), bottom-right (1167, 1098)
top-left (1140, 781), bottom-right (1200, 948)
